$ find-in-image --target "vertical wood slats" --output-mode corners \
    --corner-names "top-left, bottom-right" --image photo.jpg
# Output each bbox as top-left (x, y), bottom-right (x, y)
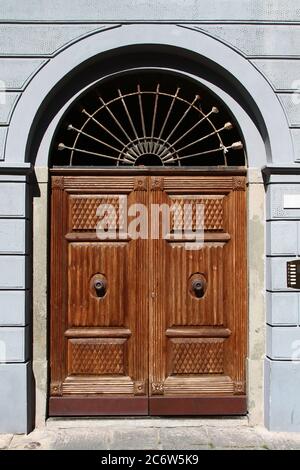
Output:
top-left (232, 186), bottom-right (247, 393)
top-left (149, 181), bottom-right (166, 393)
top-left (50, 177), bottom-right (68, 395)
top-left (167, 244), bottom-right (224, 326)
top-left (50, 175), bottom-right (149, 398)
top-left (68, 243), bottom-right (127, 326)
top-left (50, 173), bottom-right (247, 410)
top-left (150, 175), bottom-right (247, 397)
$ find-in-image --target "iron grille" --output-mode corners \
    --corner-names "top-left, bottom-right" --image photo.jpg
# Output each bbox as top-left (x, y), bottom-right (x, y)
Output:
top-left (53, 75), bottom-right (245, 167)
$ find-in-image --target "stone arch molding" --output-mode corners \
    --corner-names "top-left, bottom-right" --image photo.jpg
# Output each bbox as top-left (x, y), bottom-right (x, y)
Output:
top-left (4, 24), bottom-right (294, 166)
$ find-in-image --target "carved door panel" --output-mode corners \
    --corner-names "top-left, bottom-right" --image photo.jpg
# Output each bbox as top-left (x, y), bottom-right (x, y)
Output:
top-left (49, 175), bottom-right (149, 415)
top-left (148, 175), bottom-right (247, 414)
top-left (49, 172), bottom-right (247, 416)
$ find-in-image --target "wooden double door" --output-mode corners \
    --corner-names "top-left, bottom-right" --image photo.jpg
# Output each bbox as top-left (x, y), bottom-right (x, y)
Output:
top-left (49, 170), bottom-right (247, 416)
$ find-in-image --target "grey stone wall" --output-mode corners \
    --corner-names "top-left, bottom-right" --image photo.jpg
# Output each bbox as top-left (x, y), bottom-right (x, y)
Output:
top-left (0, 1), bottom-right (300, 432)
top-left (0, 1), bottom-right (299, 22)
top-left (265, 172), bottom-right (300, 430)
top-left (0, 174), bottom-right (32, 432)
top-left (0, 13), bottom-right (298, 161)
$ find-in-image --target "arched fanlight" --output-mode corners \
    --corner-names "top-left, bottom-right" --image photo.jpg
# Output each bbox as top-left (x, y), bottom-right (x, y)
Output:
top-left (57, 83), bottom-right (244, 167)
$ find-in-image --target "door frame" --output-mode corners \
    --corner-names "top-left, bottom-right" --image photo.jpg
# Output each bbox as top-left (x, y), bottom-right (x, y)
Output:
top-left (48, 166), bottom-right (248, 417)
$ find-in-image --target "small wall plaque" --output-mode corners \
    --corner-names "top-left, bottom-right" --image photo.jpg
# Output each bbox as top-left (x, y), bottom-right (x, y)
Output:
top-left (283, 194), bottom-right (300, 209)
top-left (287, 260), bottom-right (300, 288)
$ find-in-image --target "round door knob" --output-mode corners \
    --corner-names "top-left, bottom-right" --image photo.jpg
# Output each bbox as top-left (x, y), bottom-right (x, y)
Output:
top-left (94, 279), bottom-right (107, 297)
top-left (192, 279), bottom-right (204, 297)
top-left (189, 273), bottom-right (207, 299)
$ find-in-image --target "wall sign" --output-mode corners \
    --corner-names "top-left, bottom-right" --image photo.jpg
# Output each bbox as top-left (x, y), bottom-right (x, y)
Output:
top-left (283, 194), bottom-right (300, 209)
top-left (287, 260), bottom-right (300, 288)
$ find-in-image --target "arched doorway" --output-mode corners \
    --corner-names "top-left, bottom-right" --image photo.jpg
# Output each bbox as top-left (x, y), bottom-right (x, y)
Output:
top-left (48, 70), bottom-right (247, 416)
top-left (5, 23), bottom-right (282, 427)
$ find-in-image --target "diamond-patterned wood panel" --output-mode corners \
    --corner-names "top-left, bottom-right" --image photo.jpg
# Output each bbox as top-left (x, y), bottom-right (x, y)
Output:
top-left (170, 338), bottom-right (224, 374)
top-left (170, 196), bottom-right (224, 231)
top-left (70, 195), bottom-right (126, 231)
top-left (50, 173), bottom-right (246, 414)
top-left (68, 338), bottom-right (126, 375)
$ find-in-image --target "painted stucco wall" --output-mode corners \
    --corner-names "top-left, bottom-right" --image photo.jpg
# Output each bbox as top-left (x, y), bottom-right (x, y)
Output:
top-left (0, 0), bottom-right (300, 432)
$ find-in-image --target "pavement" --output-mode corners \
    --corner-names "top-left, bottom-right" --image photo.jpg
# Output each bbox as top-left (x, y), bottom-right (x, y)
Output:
top-left (1, 417), bottom-right (300, 450)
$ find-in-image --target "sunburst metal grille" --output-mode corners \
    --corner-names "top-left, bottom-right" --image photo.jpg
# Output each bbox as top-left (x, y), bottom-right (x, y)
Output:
top-left (54, 79), bottom-right (245, 167)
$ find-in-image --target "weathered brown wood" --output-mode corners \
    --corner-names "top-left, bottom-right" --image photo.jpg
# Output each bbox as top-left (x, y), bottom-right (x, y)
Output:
top-left (50, 176), bottom-right (68, 397)
top-left (65, 233), bottom-right (130, 241)
top-left (149, 174), bottom-right (247, 401)
top-left (149, 176), bottom-right (165, 396)
top-left (50, 171), bottom-right (247, 415)
top-left (66, 233), bottom-right (230, 242)
top-left (50, 167), bottom-right (247, 177)
top-left (232, 178), bottom-right (247, 395)
top-left (165, 233), bottom-right (231, 242)
top-left (49, 174), bottom-right (149, 411)
top-left (49, 397), bottom-right (148, 416)
top-left (166, 327), bottom-right (231, 338)
top-left (164, 376), bottom-right (235, 395)
top-left (149, 396), bottom-right (247, 415)
top-left (68, 243), bottom-right (128, 326)
top-left (65, 328), bottom-right (132, 338)
top-left (62, 375), bottom-right (134, 395)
